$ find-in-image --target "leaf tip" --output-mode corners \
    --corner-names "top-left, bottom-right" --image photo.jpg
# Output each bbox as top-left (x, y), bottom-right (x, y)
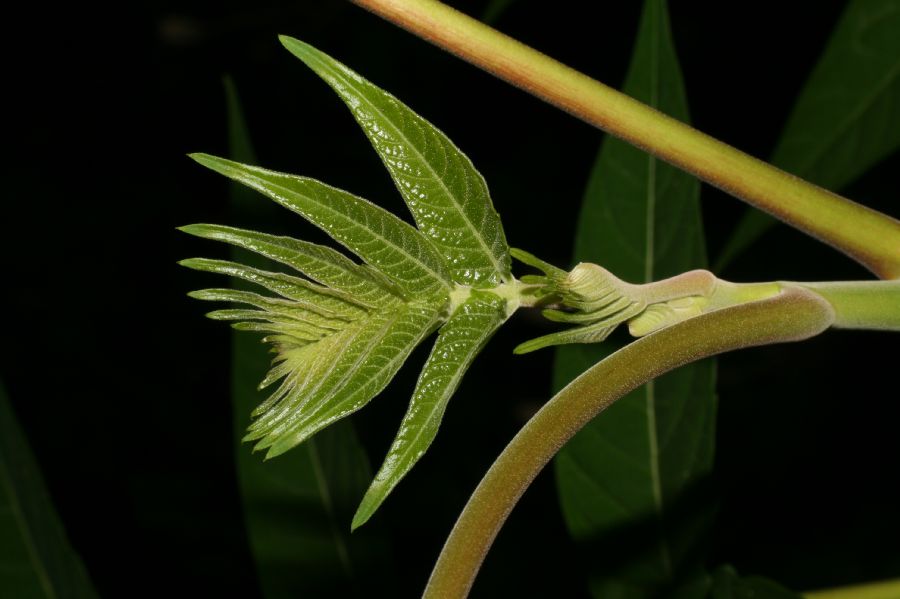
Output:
top-left (264, 438), bottom-right (295, 460)
top-left (187, 151), bottom-right (212, 164)
top-left (510, 247), bottom-right (566, 278)
top-left (350, 500), bottom-right (374, 532)
top-left (278, 35), bottom-right (310, 59)
top-left (189, 152), bottom-right (235, 176)
top-left (177, 258), bottom-right (201, 269)
top-left (512, 339), bottom-right (542, 355)
top-left (242, 430), bottom-right (260, 444)
top-left (349, 512), bottom-right (367, 533)
top-left (277, 34), bottom-right (299, 47)
top-left (176, 223), bottom-right (203, 237)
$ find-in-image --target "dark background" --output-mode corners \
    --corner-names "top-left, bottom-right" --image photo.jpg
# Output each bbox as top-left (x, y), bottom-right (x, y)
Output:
top-left (3, 1), bottom-right (898, 597)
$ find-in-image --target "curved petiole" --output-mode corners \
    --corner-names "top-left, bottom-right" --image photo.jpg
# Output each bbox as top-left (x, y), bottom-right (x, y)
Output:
top-left (422, 286), bottom-right (834, 598)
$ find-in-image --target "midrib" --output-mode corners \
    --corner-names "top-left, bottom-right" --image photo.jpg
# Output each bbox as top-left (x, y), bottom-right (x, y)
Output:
top-left (322, 61), bottom-right (509, 281)
top-left (643, 2), bottom-right (673, 580)
top-left (307, 438), bottom-right (353, 579)
top-left (0, 454), bottom-right (57, 598)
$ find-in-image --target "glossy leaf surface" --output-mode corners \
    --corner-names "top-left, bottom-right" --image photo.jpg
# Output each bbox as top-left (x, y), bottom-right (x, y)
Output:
top-left (186, 165), bottom-right (448, 462)
top-left (186, 51), bottom-right (518, 528)
top-left (222, 79), bottom-right (389, 597)
top-left (190, 154), bottom-right (451, 300)
top-left (553, 1), bottom-right (715, 595)
top-left (716, 0), bottom-right (900, 270)
top-left (0, 381), bottom-right (97, 599)
top-left (280, 36), bottom-right (512, 288)
top-left (183, 223), bottom-right (393, 308)
top-left (352, 290), bottom-right (509, 529)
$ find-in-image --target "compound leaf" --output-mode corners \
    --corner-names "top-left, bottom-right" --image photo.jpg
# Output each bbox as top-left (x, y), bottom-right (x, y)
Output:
top-left (280, 36), bottom-right (512, 289)
top-left (186, 41), bottom-right (528, 533)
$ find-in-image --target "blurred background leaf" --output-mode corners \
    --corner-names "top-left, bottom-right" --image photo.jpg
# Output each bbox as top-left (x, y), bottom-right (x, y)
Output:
top-left (552, 1), bottom-right (715, 596)
top-left (482, 0), bottom-right (520, 25)
top-left (716, 0), bottom-right (900, 271)
top-left (0, 380), bottom-right (97, 599)
top-left (708, 566), bottom-right (800, 599)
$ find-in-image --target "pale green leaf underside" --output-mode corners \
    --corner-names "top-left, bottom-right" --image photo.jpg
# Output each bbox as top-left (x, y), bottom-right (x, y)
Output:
top-left (280, 36), bottom-right (512, 288)
top-left (181, 226), bottom-right (446, 464)
top-left (190, 153), bottom-right (451, 300)
top-left (352, 290), bottom-right (508, 529)
top-left (716, 0), bottom-right (900, 270)
top-left (247, 301), bottom-right (442, 458)
top-left (0, 382), bottom-right (98, 599)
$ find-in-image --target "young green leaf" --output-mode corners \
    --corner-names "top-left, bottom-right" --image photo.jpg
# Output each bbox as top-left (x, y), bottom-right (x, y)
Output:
top-left (716, 0), bottom-right (900, 271)
top-left (280, 36), bottom-right (512, 288)
top-left (0, 380), bottom-right (98, 599)
top-left (183, 222), bottom-right (446, 463)
top-left (352, 290), bottom-right (509, 529)
top-left (189, 288), bottom-right (357, 329)
top-left (190, 153), bottom-right (452, 300)
top-left (553, 1), bottom-right (715, 596)
top-left (180, 223), bottom-right (395, 308)
top-left (185, 41), bottom-right (529, 531)
top-left (247, 302), bottom-right (443, 458)
top-left (179, 257), bottom-right (369, 320)
top-left (223, 78), bottom-right (391, 597)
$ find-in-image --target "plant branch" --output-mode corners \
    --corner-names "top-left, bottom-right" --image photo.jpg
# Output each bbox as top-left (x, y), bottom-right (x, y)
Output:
top-left (792, 280), bottom-right (900, 330)
top-left (348, 0), bottom-right (900, 280)
top-left (422, 287), bottom-right (834, 598)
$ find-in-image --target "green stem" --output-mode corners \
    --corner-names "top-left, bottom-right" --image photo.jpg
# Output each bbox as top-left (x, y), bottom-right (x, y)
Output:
top-left (422, 287), bottom-right (834, 598)
top-left (792, 280), bottom-right (900, 330)
top-left (708, 279), bottom-right (900, 332)
top-left (349, 0), bottom-right (900, 280)
top-left (804, 578), bottom-right (900, 599)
